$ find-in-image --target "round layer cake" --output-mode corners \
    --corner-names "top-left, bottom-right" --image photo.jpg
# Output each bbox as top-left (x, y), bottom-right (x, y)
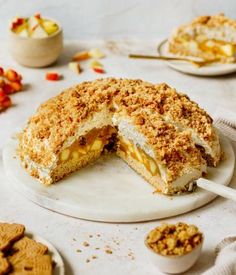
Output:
top-left (18, 78), bottom-right (221, 195)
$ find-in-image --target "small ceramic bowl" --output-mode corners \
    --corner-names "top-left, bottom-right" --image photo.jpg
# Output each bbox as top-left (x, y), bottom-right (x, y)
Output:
top-left (8, 18), bottom-right (63, 68)
top-left (145, 235), bottom-right (204, 274)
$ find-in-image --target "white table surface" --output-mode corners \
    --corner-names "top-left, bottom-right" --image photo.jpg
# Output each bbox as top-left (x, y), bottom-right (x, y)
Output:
top-left (0, 39), bottom-right (236, 275)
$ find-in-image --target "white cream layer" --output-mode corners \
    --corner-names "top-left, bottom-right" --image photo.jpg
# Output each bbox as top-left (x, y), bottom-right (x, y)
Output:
top-left (182, 25), bottom-right (236, 44)
top-left (163, 114), bottom-right (221, 165)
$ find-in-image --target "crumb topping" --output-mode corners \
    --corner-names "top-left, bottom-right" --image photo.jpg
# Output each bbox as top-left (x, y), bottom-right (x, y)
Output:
top-left (191, 13), bottom-right (236, 29)
top-left (146, 222), bottom-right (203, 256)
top-left (18, 78), bottom-right (219, 183)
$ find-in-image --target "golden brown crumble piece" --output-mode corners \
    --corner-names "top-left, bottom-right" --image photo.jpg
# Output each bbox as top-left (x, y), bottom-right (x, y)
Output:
top-left (83, 241), bottom-right (90, 247)
top-left (146, 222), bottom-right (203, 256)
top-left (105, 249), bottom-right (113, 254)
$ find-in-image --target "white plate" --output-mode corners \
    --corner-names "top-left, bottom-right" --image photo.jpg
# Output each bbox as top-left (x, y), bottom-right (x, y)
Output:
top-left (28, 233), bottom-right (65, 275)
top-left (157, 39), bottom-right (236, 76)
top-left (2, 135), bottom-right (235, 223)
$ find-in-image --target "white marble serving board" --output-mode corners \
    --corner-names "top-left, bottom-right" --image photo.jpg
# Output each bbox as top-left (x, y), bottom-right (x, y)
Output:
top-left (2, 135), bottom-right (235, 223)
top-left (157, 40), bottom-right (236, 76)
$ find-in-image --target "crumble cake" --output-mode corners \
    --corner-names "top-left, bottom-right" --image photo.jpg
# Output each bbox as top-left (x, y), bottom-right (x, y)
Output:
top-left (18, 78), bottom-right (221, 195)
top-left (168, 13), bottom-right (236, 63)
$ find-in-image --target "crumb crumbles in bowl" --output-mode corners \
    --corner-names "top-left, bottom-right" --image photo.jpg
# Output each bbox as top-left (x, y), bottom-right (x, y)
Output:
top-left (145, 222), bottom-right (203, 274)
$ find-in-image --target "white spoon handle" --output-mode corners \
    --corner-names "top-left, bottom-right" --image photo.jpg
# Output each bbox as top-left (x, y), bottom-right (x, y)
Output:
top-left (197, 178), bottom-right (236, 202)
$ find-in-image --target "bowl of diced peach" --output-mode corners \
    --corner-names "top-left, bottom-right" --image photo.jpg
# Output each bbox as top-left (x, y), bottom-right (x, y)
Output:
top-left (9, 13), bottom-right (63, 68)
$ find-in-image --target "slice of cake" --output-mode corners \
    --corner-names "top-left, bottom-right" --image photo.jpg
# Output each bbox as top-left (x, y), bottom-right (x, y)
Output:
top-left (113, 112), bottom-right (206, 194)
top-left (18, 78), bottom-right (221, 195)
top-left (18, 81), bottom-right (117, 185)
top-left (151, 83), bottom-right (221, 166)
top-left (168, 13), bottom-right (236, 63)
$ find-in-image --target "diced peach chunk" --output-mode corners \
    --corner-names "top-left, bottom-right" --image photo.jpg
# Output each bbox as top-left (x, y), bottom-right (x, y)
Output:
top-left (5, 69), bottom-right (19, 82)
top-left (72, 151), bottom-right (79, 160)
top-left (149, 159), bottom-right (158, 175)
top-left (72, 51), bottom-right (90, 61)
top-left (92, 67), bottom-right (105, 74)
top-left (90, 59), bottom-right (103, 68)
top-left (91, 139), bottom-right (103, 151)
top-left (134, 148), bottom-right (143, 162)
top-left (77, 148), bottom-right (87, 155)
top-left (221, 44), bottom-right (234, 57)
top-left (34, 13), bottom-right (41, 20)
top-left (89, 48), bottom-right (105, 59)
top-left (9, 81), bottom-right (22, 92)
top-left (60, 149), bottom-right (70, 161)
top-left (46, 72), bottom-right (61, 81)
top-left (68, 62), bottom-right (82, 74)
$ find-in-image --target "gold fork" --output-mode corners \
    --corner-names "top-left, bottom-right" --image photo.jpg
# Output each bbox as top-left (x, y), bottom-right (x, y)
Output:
top-left (129, 54), bottom-right (220, 68)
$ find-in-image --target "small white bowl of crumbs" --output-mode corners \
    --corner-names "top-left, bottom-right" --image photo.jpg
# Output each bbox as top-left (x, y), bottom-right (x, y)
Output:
top-left (145, 222), bottom-right (203, 274)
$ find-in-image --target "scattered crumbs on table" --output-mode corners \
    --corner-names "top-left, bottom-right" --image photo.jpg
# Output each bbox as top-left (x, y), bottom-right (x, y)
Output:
top-left (112, 239), bottom-right (120, 245)
top-left (128, 251), bottom-right (135, 260)
top-left (89, 234), bottom-right (93, 238)
top-left (97, 234), bottom-right (101, 237)
top-left (73, 238), bottom-right (76, 241)
top-left (134, 227), bottom-right (138, 230)
top-left (76, 249), bottom-right (82, 253)
top-left (92, 255), bottom-right (97, 259)
top-left (86, 259), bottom-right (90, 263)
top-left (83, 241), bottom-right (90, 247)
top-left (95, 247), bottom-right (100, 250)
top-left (105, 249), bottom-right (113, 254)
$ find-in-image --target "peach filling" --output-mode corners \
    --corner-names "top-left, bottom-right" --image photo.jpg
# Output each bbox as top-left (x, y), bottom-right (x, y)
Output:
top-left (199, 40), bottom-right (236, 57)
top-left (58, 126), bottom-right (117, 164)
top-left (118, 136), bottom-right (160, 176)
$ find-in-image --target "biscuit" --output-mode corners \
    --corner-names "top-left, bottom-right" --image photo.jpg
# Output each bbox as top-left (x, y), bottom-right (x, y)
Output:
top-left (8, 237), bottom-right (48, 268)
top-left (0, 252), bottom-right (10, 275)
top-left (0, 224), bottom-right (25, 252)
top-left (10, 255), bottom-right (52, 275)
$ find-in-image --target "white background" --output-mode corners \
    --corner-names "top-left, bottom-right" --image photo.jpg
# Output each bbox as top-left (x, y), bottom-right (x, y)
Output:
top-left (0, 0), bottom-right (235, 40)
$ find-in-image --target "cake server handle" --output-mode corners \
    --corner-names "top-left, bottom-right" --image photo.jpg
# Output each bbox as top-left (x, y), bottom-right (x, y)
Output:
top-left (129, 54), bottom-right (220, 67)
top-left (197, 178), bottom-right (236, 202)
